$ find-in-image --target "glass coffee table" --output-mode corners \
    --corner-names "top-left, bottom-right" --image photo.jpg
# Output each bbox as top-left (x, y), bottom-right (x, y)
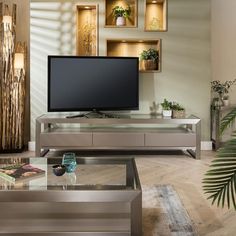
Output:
top-left (0, 157), bottom-right (142, 236)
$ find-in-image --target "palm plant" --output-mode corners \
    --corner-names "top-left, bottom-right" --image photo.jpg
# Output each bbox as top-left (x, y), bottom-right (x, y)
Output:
top-left (203, 107), bottom-right (236, 209)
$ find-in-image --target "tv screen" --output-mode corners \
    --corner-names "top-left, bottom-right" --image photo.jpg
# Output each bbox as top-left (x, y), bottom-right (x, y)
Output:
top-left (48, 56), bottom-right (139, 112)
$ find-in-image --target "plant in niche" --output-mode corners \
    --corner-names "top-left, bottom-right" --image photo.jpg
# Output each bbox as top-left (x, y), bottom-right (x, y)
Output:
top-left (112, 5), bottom-right (131, 26)
top-left (140, 48), bottom-right (159, 70)
top-left (82, 17), bottom-right (96, 56)
top-left (149, 17), bottom-right (161, 30)
top-left (112, 5), bottom-right (131, 18)
top-left (140, 48), bottom-right (159, 61)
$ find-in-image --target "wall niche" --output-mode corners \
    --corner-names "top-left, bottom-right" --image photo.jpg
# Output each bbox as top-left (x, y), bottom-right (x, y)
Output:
top-left (105, 0), bottom-right (137, 27)
top-left (107, 39), bottom-right (161, 72)
top-left (76, 5), bottom-right (98, 56)
top-left (144, 0), bottom-right (167, 31)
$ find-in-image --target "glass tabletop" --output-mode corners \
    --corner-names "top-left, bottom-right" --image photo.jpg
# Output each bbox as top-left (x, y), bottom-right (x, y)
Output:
top-left (0, 157), bottom-right (140, 191)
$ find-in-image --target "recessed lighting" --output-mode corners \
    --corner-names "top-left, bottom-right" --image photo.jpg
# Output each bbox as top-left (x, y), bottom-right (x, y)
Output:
top-left (152, 0), bottom-right (157, 3)
top-left (84, 6), bottom-right (90, 9)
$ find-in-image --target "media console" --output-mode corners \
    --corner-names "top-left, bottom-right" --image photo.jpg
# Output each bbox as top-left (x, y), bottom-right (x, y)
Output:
top-left (35, 114), bottom-right (201, 159)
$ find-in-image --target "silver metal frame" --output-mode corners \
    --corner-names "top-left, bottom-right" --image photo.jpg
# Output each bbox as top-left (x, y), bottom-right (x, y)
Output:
top-left (36, 114), bottom-right (201, 159)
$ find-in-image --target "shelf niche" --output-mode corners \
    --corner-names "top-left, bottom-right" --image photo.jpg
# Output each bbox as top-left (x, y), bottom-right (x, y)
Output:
top-left (76, 5), bottom-right (98, 56)
top-left (105, 0), bottom-right (137, 28)
top-left (144, 0), bottom-right (167, 31)
top-left (107, 39), bottom-right (161, 73)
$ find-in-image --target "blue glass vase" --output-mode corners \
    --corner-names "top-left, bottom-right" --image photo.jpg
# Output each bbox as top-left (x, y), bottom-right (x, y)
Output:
top-left (62, 153), bottom-right (77, 173)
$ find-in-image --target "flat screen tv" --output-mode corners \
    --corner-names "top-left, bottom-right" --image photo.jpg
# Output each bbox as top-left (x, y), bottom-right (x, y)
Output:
top-left (48, 56), bottom-right (139, 112)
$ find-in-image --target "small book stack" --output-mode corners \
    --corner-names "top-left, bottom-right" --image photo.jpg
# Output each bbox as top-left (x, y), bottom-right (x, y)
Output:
top-left (0, 163), bottom-right (45, 183)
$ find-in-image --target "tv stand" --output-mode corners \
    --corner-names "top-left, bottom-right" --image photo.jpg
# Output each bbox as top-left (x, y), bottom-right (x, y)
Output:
top-left (36, 114), bottom-right (201, 159)
top-left (66, 110), bottom-right (117, 119)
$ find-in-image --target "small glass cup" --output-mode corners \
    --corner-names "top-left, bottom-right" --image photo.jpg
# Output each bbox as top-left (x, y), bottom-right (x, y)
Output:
top-left (62, 153), bottom-right (77, 173)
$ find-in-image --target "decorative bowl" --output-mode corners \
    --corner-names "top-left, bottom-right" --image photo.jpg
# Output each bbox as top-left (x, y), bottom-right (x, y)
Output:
top-left (52, 164), bottom-right (66, 176)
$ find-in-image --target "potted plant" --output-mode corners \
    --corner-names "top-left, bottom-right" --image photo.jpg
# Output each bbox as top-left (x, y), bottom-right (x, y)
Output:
top-left (160, 99), bottom-right (172, 117)
top-left (112, 5), bottom-right (131, 26)
top-left (211, 79), bottom-right (236, 106)
top-left (140, 48), bottom-right (159, 70)
top-left (171, 102), bottom-right (185, 118)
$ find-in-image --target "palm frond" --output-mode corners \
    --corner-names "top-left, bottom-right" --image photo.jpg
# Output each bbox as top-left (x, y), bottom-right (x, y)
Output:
top-left (203, 133), bottom-right (236, 209)
top-left (203, 149), bottom-right (236, 209)
top-left (220, 107), bottom-right (236, 134)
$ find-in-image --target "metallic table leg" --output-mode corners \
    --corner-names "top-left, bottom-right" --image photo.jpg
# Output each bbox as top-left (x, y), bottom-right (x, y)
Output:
top-left (35, 119), bottom-right (41, 157)
top-left (195, 119), bottom-right (201, 159)
top-left (131, 193), bottom-right (142, 236)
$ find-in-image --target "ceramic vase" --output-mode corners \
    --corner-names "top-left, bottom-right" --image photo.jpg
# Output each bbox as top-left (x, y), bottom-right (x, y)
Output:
top-left (116, 16), bottom-right (126, 26)
top-left (162, 110), bottom-right (172, 117)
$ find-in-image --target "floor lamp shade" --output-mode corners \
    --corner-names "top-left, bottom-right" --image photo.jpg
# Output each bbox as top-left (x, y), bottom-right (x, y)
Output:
top-left (14, 53), bottom-right (24, 69)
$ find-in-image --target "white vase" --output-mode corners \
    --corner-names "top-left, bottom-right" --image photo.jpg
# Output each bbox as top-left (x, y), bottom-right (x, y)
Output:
top-left (223, 99), bottom-right (230, 106)
top-left (116, 16), bottom-right (126, 26)
top-left (162, 110), bottom-right (172, 117)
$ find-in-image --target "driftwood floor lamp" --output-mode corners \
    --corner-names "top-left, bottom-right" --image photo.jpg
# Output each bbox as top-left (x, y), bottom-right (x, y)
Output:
top-left (0, 3), bottom-right (26, 152)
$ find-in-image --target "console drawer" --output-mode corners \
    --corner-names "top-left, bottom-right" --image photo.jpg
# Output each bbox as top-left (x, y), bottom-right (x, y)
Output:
top-left (40, 133), bottom-right (92, 147)
top-left (145, 133), bottom-right (196, 147)
top-left (93, 133), bottom-right (144, 147)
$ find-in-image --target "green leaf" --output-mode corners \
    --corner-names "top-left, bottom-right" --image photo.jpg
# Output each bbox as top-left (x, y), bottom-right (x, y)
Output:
top-left (227, 182), bottom-right (230, 209)
top-left (203, 175), bottom-right (233, 181)
top-left (210, 163), bottom-right (236, 167)
top-left (220, 107), bottom-right (236, 134)
top-left (230, 180), bottom-right (236, 209)
top-left (213, 159), bottom-right (236, 163)
top-left (217, 190), bottom-right (223, 207)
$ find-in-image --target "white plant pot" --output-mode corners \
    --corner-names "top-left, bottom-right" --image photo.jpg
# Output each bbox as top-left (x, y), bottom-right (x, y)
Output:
top-left (223, 99), bottom-right (229, 106)
top-left (162, 110), bottom-right (172, 117)
top-left (116, 16), bottom-right (126, 26)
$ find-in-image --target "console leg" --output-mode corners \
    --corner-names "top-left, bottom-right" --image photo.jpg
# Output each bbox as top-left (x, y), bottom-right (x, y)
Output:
top-left (195, 120), bottom-right (201, 160)
top-left (35, 120), bottom-right (41, 157)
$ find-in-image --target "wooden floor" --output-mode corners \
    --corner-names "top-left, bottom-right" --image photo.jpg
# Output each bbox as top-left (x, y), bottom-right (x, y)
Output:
top-left (0, 150), bottom-right (235, 235)
top-left (136, 151), bottom-right (236, 236)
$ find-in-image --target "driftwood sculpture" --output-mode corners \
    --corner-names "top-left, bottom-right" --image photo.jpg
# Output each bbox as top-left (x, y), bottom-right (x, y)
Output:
top-left (0, 3), bottom-right (26, 151)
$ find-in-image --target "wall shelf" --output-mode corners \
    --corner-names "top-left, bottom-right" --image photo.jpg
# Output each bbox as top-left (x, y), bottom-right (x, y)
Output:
top-left (144, 0), bottom-right (167, 31)
top-left (76, 5), bottom-right (98, 56)
top-left (106, 39), bottom-right (161, 72)
top-left (105, 0), bottom-right (137, 28)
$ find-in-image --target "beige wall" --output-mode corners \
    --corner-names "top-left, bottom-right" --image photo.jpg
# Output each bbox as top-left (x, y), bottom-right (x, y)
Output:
top-left (1, 0), bottom-right (30, 145)
top-left (30, 0), bottom-right (211, 141)
top-left (211, 0), bottom-right (236, 102)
